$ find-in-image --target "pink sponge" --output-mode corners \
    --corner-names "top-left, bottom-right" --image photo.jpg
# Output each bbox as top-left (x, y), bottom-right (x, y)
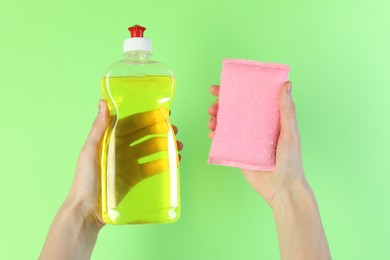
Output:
top-left (208, 58), bottom-right (290, 171)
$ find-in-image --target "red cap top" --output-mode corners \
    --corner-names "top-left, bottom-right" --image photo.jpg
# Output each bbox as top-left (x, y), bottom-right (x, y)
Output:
top-left (128, 25), bottom-right (146, 38)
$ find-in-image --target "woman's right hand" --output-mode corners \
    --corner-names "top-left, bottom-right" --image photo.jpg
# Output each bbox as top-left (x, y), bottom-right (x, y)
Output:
top-left (207, 82), bottom-right (308, 208)
top-left (208, 83), bottom-right (331, 259)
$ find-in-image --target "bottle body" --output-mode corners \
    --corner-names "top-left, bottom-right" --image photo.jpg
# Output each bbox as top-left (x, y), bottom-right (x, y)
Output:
top-left (100, 51), bottom-right (180, 224)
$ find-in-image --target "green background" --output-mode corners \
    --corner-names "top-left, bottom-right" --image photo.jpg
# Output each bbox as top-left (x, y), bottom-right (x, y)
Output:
top-left (1, 0), bottom-right (389, 259)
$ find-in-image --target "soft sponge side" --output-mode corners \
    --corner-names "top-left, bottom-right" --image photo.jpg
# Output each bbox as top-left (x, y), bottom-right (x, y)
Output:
top-left (208, 58), bottom-right (291, 171)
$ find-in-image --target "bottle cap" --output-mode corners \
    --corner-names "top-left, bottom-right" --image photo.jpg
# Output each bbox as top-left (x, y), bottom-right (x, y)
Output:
top-left (129, 25), bottom-right (146, 37)
top-left (123, 25), bottom-right (152, 53)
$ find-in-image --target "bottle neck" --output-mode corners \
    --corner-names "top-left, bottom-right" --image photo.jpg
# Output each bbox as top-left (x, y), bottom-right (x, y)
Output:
top-left (123, 50), bottom-right (151, 61)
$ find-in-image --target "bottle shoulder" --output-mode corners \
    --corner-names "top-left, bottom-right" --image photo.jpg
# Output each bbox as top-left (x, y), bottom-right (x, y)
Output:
top-left (103, 59), bottom-right (173, 78)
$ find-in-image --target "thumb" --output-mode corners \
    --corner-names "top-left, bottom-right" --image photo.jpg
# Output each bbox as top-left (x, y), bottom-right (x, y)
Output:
top-left (85, 100), bottom-right (109, 148)
top-left (278, 82), bottom-right (300, 144)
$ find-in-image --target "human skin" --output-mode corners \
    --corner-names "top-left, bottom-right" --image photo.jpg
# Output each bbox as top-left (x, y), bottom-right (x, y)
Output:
top-left (40, 82), bottom-right (332, 260)
top-left (208, 82), bottom-right (332, 260)
top-left (39, 100), bottom-right (183, 260)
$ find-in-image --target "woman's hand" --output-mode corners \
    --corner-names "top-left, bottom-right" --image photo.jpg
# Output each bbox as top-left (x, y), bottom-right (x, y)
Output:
top-left (208, 82), bottom-right (331, 259)
top-left (208, 82), bottom-right (304, 207)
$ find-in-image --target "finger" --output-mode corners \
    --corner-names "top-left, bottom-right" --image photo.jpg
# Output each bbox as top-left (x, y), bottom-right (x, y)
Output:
top-left (140, 159), bottom-right (170, 178)
top-left (132, 137), bottom-right (168, 158)
top-left (208, 116), bottom-right (217, 130)
top-left (172, 124), bottom-right (178, 135)
top-left (278, 81), bottom-right (300, 144)
top-left (133, 138), bottom-right (182, 156)
top-left (177, 141), bottom-right (183, 151)
top-left (116, 107), bottom-right (169, 137)
top-left (118, 121), bottom-right (170, 145)
top-left (208, 101), bottom-right (219, 116)
top-left (210, 85), bottom-right (220, 97)
top-left (208, 131), bottom-right (215, 139)
top-left (84, 100), bottom-right (109, 148)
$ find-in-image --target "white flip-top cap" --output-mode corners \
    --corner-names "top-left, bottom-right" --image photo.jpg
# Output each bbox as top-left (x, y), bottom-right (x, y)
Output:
top-left (123, 25), bottom-right (152, 53)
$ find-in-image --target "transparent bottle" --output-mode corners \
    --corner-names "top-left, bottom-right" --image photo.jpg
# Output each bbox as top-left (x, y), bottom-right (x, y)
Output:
top-left (100, 25), bottom-right (180, 224)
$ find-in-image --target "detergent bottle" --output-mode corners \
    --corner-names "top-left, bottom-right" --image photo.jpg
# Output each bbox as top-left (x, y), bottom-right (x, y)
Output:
top-left (100, 25), bottom-right (180, 224)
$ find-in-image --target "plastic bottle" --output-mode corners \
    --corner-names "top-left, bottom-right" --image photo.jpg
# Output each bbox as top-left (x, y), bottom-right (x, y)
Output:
top-left (100, 25), bottom-right (180, 225)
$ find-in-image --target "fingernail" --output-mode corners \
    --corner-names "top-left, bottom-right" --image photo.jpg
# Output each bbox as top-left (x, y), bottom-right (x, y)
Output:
top-left (286, 82), bottom-right (292, 96)
top-left (98, 100), bottom-right (104, 112)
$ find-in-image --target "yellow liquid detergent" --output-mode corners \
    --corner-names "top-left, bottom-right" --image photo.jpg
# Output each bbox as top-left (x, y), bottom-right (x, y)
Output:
top-left (100, 75), bottom-right (180, 224)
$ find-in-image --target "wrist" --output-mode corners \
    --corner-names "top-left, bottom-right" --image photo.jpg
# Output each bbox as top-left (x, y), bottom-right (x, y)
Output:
top-left (62, 195), bottom-right (105, 232)
top-left (39, 194), bottom-right (103, 260)
top-left (271, 177), bottom-right (316, 211)
top-left (271, 177), bottom-right (331, 259)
